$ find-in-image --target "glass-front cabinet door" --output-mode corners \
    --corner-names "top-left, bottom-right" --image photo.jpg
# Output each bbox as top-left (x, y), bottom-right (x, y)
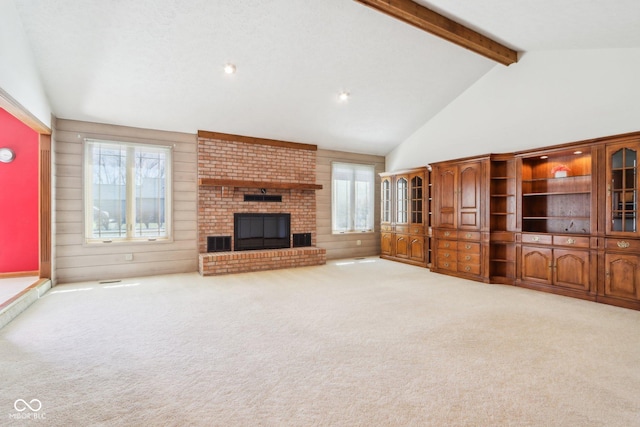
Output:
top-left (607, 142), bottom-right (639, 235)
top-left (410, 174), bottom-right (423, 226)
top-left (396, 177), bottom-right (408, 225)
top-left (381, 177), bottom-right (391, 225)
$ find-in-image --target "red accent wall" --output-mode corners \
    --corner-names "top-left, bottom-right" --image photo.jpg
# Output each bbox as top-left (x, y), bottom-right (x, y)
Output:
top-left (0, 108), bottom-right (39, 273)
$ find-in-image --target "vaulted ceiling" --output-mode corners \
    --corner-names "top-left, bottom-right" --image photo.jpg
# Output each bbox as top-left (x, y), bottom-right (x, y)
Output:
top-left (13, 0), bottom-right (640, 155)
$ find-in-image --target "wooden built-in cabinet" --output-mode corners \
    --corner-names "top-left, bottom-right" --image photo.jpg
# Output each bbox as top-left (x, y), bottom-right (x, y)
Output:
top-left (516, 146), bottom-right (598, 300)
top-left (379, 131), bottom-right (640, 310)
top-left (599, 139), bottom-right (640, 309)
top-left (431, 157), bottom-right (488, 282)
top-left (380, 167), bottom-right (429, 267)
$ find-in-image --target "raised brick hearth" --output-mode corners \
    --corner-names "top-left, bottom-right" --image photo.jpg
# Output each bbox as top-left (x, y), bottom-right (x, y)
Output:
top-left (199, 247), bottom-right (326, 276)
top-left (197, 131), bottom-right (325, 275)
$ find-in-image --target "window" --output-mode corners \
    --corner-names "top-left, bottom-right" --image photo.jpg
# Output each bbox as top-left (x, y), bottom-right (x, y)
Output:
top-left (84, 139), bottom-right (171, 243)
top-left (332, 162), bottom-right (375, 233)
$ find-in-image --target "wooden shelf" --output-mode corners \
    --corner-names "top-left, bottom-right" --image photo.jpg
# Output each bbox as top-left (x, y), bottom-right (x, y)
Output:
top-left (523, 191), bottom-right (591, 196)
top-left (198, 178), bottom-right (322, 190)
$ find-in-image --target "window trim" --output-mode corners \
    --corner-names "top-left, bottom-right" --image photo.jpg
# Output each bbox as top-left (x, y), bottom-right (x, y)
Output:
top-left (83, 138), bottom-right (173, 244)
top-left (331, 161), bottom-right (375, 234)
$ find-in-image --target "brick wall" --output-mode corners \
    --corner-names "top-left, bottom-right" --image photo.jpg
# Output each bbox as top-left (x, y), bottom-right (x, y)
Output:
top-left (198, 133), bottom-right (318, 255)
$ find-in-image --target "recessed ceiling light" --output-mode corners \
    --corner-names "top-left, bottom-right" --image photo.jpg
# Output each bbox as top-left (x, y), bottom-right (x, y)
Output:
top-left (224, 63), bottom-right (236, 74)
top-left (338, 91), bottom-right (350, 102)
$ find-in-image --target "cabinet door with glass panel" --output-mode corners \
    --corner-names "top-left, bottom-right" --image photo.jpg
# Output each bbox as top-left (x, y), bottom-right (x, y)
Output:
top-left (606, 142), bottom-right (639, 236)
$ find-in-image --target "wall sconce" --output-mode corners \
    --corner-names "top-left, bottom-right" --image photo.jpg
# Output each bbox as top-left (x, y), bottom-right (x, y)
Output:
top-left (0, 147), bottom-right (15, 163)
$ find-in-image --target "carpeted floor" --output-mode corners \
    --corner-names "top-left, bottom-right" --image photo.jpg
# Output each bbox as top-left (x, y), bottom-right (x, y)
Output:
top-left (1, 258), bottom-right (639, 426)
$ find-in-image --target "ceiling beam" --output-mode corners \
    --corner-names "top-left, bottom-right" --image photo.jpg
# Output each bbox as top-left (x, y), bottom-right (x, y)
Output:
top-left (353, 0), bottom-right (518, 66)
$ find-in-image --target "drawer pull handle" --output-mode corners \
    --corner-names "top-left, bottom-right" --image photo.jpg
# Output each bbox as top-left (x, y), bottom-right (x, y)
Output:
top-left (444, 231), bottom-right (451, 237)
top-left (465, 233), bottom-right (472, 238)
top-left (465, 244), bottom-right (471, 250)
top-left (566, 238), bottom-right (576, 245)
top-left (443, 262), bottom-right (449, 268)
top-left (464, 266), bottom-right (471, 272)
top-left (532, 236), bottom-right (540, 242)
top-left (465, 255), bottom-right (471, 261)
top-left (617, 240), bottom-right (630, 248)
top-left (444, 243), bottom-right (450, 248)
top-left (444, 253), bottom-right (450, 258)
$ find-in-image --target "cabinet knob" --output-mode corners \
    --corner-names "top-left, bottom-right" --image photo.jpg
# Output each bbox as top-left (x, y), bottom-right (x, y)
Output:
top-left (566, 238), bottom-right (575, 245)
top-left (444, 243), bottom-right (450, 248)
top-left (465, 244), bottom-right (472, 250)
top-left (443, 262), bottom-right (450, 268)
top-left (444, 253), bottom-right (450, 258)
top-left (465, 233), bottom-right (472, 238)
top-left (444, 231), bottom-right (450, 237)
top-left (464, 266), bottom-right (471, 272)
top-left (617, 241), bottom-right (630, 249)
top-left (532, 236), bottom-right (540, 242)
top-left (465, 255), bottom-right (471, 261)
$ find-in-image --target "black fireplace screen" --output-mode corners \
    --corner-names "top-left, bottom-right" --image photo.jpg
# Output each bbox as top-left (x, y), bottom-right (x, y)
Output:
top-left (234, 213), bottom-right (290, 251)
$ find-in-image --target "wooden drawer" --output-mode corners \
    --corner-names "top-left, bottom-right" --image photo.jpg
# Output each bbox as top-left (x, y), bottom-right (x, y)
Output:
top-left (458, 231), bottom-right (480, 241)
top-left (457, 241), bottom-right (480, 253)
top-left (395, 225), bottom-right (409, 233)
top-left (437, 239), bottom-right (457, 250)
top-left (436, 258), bottom-right (457, 272)
top-left (457, 253), bottom-right (480, 264)
top-left (458, 263), bottom-right (481, 275)
top-left (438, 250), bottom-right (457, 262)
top-left (605, 238), bottom-right (640, 251)
top-left (552, 234), bottom-right (590, 248)
top-left (435, 229), bottom-right (457, 239)
top-left (522, 233), bottom-right (553, 245)
top-left (409, 225), bottom-right (425, 235)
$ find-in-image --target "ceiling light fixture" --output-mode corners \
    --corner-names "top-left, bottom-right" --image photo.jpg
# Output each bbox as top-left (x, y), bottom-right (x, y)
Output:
top-left (224, 63), bottom-right (236, 74)
top-left (540, 155), bottom-right (548, 159)
top-left (338, 91), bottom-right (350, 102)
top-left (574, 150), bottom-right (583, 155)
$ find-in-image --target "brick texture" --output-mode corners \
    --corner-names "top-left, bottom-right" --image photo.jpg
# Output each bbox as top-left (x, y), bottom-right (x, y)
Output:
top-left (199, 247), bottom-right (327, 275)
top-left (198, 135), bottom-right (322, 273)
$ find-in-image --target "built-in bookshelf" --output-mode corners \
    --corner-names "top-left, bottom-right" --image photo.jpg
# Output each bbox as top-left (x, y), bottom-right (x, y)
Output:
top-left (489, 156), bottom-right (516, 283)
top-left (520, 150), bottom-right (592, 234)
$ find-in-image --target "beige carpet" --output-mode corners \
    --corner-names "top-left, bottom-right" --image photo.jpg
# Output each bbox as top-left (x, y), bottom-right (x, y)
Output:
top-left (1, 258), bottom-right (639, 426)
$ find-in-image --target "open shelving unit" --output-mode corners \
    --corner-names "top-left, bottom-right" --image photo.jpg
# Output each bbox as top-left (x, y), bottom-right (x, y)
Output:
top-left (489, 156), bottom-right (516, 283)
top-left (520, 151), bottom-right (592, 234)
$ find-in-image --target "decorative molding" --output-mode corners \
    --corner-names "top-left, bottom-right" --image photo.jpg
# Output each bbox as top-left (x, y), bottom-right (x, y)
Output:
top-left (198, 178), bottom-right (322, 190)
top-left (198, 130), bottom-right (317, 151)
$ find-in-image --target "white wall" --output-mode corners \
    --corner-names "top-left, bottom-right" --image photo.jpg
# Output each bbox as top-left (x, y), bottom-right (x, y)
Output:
top-left (387, 48), bottom-right (640, 170)
top-left (0, 0), bottom-right (51, 128)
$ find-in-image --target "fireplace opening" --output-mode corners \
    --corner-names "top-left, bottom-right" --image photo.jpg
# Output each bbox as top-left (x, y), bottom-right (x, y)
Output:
top-left (234, 213), bottom-right (290, 251)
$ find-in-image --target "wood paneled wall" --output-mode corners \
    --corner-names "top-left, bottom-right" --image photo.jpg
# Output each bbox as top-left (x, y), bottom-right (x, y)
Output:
top-left (316, 149), bottom-right (385, 260)
top-left (52, 120), bottom-right (384, 282)
top-left (53, 119), bottom-right (198, 283)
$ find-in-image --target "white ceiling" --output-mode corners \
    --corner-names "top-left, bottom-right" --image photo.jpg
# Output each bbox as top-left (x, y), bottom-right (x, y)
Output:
top-left (13, 0), bottom-right (640, 156)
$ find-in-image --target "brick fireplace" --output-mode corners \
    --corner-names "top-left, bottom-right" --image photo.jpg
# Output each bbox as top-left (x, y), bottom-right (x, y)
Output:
top-left (197, 131), bottom-right (326, 275)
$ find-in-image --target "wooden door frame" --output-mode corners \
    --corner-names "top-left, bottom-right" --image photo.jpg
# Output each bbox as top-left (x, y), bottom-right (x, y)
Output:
top-left (0, 89), bottom-right (52, 280)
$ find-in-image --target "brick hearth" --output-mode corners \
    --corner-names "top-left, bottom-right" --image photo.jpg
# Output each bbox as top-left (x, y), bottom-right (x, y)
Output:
top-left (199, 247), bottom-right (326, 276)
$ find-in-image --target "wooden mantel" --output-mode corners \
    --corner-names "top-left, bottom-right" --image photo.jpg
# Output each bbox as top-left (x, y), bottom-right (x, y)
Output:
top-left (198, 178), bottom-right (322, 191)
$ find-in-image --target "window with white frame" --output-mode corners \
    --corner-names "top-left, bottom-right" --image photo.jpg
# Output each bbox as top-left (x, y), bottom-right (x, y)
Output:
top-left (84, 139), bottom-right (171, 243)
top-left (332, 162), bottom-right (375, 233)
